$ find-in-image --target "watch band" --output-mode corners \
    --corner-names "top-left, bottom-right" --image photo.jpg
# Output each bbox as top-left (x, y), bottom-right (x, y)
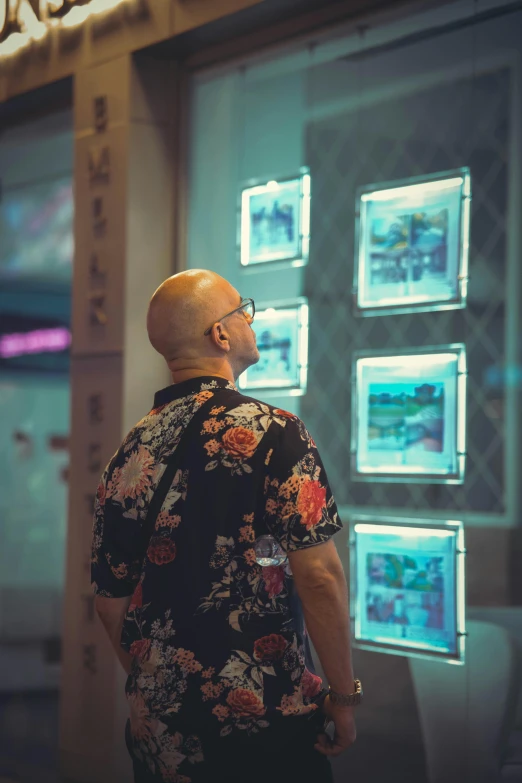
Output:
top-left (329, 678), bottom-right (363, 707)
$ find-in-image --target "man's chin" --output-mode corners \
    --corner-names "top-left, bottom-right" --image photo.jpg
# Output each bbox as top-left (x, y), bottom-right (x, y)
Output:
top-left (234, 351), bottom-right (260, 382)
top-left (246, 348), bottom-right (260, 367)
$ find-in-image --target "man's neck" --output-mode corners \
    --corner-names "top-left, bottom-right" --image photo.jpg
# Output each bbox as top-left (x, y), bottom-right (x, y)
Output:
top-left (170, 368), bottom-right (235, 385)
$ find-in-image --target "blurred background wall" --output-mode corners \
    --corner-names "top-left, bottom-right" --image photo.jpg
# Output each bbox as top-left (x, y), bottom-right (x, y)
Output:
top-left (0, 106), bottom-right (73, 678)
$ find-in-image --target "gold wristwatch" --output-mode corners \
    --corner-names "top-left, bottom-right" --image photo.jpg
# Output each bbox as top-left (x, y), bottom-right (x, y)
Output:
top-left (328, 679), bottom-right (363, 707)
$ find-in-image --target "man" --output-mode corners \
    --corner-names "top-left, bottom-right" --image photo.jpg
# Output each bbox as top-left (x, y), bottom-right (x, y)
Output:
top-left (92, 270), bottom-right (358, 783)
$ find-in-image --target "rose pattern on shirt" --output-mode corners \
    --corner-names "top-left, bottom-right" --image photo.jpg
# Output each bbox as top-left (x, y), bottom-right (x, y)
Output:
top-left (91, 377), bottom-right (342, 781)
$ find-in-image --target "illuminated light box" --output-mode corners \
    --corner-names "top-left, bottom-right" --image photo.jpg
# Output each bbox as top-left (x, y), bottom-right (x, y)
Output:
top-left (351, 345), bottom-right (467, 484)
top-left (350, 516), bottom-right (466, 664)
top-left (354, 168), bottom-right (471, 316)
top-left (238, 300), bottom-right (309, 395)
top-left (239, 169), bottom-right (310, 267)
top-left (0, 177), bottom-right (73, 283)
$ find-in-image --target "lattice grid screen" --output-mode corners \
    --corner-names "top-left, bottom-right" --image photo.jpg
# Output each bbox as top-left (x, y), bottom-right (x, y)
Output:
top-left (302, 68), bottom-right (509, 514)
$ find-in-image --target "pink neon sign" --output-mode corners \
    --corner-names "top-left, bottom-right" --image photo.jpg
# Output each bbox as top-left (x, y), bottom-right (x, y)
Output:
top-left (0, 328), bottom-right (71, 359)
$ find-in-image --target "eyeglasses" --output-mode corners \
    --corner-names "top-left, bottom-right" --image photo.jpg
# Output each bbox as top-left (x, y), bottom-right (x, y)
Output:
top-left (203, 298), bottom-right (255, 337)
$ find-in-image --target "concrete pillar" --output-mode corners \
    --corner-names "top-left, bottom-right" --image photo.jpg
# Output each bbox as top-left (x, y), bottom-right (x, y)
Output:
top-left (60, 52), bottom-right (175, 783)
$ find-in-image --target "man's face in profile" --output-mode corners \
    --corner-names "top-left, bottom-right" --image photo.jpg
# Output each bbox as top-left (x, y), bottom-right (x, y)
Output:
top-left (224, 294), bottom-right (260, 380)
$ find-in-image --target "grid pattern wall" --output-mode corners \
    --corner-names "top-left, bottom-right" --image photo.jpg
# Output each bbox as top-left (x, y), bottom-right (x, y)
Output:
top-left (302, 68), bottom-right (509, 514)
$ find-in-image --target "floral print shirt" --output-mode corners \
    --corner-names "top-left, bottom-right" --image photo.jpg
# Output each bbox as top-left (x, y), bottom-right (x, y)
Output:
top-left (91, 376), bottom-right (342, 781)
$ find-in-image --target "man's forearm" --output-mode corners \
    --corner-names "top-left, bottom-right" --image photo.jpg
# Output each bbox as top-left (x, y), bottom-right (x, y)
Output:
top-left (297, 566), bottom-right (354, 694)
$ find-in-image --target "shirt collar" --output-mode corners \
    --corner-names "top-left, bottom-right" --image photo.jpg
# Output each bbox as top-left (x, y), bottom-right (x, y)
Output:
top-left (153, 376), bottom-right (237, 409)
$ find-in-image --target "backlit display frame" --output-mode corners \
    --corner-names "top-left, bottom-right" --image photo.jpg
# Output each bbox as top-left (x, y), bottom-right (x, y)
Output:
top-left (238, 299), bottom-right (309, 395)
top-left (350, 515), bottom-right (466, 664)
top-left (351, 344), bottom-right (467, 484)
top-left (0, 176), bottom-right (74, 285)
top-left (354, 168), bottom-right (471, 316)
top-left (239, 169), bottom-right (311, 267)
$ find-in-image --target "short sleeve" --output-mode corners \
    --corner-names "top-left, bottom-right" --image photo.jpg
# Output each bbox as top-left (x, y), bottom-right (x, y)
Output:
top-left (263, 415), bottom-right (343, 553)
top-left (90, 460), bottom-right (144, 598)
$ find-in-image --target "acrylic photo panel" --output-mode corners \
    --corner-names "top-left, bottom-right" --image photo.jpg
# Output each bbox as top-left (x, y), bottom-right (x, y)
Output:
top-left (350, 516), bottom-right (466, 664)
top-left (0, 177), bottom-right (74, 284)
top-left (239, 170), bottom-right (311, 267)
top-left (351, 345), bottom-right (467, 483)
top-left (238, 300), bottom-right (309, 394)
top-left (354, 168), bottom-right (470, 315)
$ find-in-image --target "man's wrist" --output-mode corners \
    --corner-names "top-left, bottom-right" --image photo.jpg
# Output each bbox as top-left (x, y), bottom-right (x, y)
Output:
top-left (327, 676), bottom-right (356, 696)
top-left (328, 679), bottom-right (363, 707)
top-left (326, 695), bottom-right (355, 712)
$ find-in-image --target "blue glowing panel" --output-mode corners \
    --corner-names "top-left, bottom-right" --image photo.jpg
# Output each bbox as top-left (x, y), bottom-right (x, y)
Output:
top-left (351, 517), bottom-right (466, 663)
top-left (239, 301), bottom-right (309, 394)
top-left (0, 177), bottom-right (73, 283)
top-left (355, 169), bottom-right (470, 315)
top-left (352, 345), bottom-right (467, 483)
top-left (239, 170), bottom-right (310, 267)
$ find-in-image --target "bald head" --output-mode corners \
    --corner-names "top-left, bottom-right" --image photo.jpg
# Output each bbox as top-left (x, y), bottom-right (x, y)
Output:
top-left (146, 270), bottom-right (240, 364)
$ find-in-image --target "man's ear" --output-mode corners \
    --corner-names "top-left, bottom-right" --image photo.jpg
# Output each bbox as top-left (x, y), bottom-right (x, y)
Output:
top-left (212, 323), bottom-right (231, 352)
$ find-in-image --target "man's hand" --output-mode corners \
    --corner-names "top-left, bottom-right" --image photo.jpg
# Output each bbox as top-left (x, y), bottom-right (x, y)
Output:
top-left (314, 695), bottom-right (357, 757)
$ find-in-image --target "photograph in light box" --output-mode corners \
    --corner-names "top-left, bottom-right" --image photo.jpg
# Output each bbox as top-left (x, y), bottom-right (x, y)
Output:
top-left (354, 168), bottom-right (470, 315)
top-left (351, 517), bottom-right (466, 663)
top-left (352, 345), bottom-right (467, 483)
top-left (239, 301), bottom-right (308, 394)
top-left (0, 177), bottom-right (74, 283)
top-left (239, 171), bottom-right (310, 267)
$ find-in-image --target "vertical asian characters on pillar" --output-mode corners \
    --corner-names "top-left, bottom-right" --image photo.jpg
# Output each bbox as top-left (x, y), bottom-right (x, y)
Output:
top-left (87, 95), bottom-right (110, 330)
top-left (78, 95), bottom-right (113, 680)
top-left (61, 74), bottom-right (128, 782)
